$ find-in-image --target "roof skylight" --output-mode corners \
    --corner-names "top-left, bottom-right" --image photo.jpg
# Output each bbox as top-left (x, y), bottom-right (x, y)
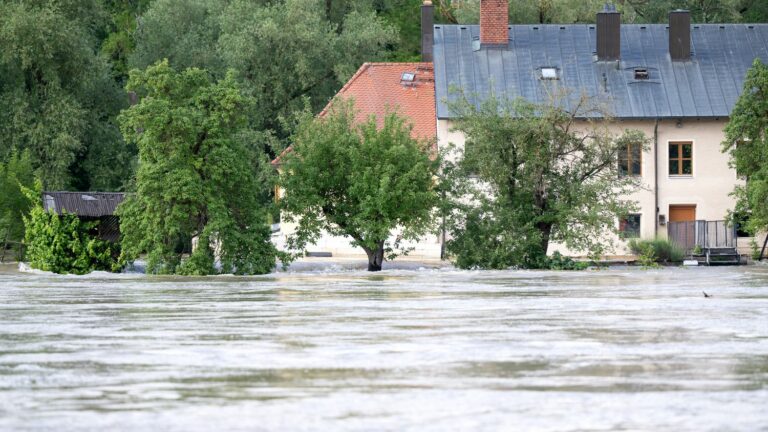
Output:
top-left (540, 67), bottom-right (559, 80)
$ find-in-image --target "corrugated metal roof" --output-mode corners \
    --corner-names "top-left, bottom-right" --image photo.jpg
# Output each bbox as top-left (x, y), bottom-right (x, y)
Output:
top-left (42, 192), bottom-right (126, 218)
top-left (433, 24), bottom-right (768, 119)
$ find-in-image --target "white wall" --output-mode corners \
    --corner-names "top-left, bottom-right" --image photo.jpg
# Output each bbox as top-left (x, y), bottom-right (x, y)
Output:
top-left (272, 219), bottom-right (442, 260)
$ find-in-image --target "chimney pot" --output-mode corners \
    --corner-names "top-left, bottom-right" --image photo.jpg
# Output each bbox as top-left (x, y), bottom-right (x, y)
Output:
top-left (480, 0), bottom-right (509, 47)
top-left (669, 10), bottom-right (691, 61)
top-left (596, 4), bottom-right (621, 61)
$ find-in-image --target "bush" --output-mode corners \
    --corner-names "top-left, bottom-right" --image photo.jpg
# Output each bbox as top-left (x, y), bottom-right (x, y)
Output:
top-left (0, 149), bottom-right (35, 246)
top-left (547, 251), bottom-right (591, 271)
top-left (628, 238), bottom-right (685, 264)
top-left (24, 205), bottom-right (123, 275)
top-left (750, 238), bottom-right (763, 261)
top-left (445, 203), bottom-right (549, 270)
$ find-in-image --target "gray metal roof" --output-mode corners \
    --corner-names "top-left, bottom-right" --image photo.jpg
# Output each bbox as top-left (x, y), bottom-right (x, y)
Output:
top-left (433, 23), bottom-right (768, 119)
top-left (42, 192), bottom-right (126, 218)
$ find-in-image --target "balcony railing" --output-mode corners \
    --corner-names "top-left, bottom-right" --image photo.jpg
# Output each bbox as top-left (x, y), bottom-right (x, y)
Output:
top-left (668, 220), bottom-right (737, 252)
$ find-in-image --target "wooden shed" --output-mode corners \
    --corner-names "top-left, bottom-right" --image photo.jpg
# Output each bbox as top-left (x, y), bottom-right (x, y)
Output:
top-left (42, 192), bottom-right (126, 242)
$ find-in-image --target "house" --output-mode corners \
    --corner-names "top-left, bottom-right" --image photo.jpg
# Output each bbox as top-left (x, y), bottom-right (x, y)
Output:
top-left (42, 192), bottom-right (125, 242)
top-left (432, 0), bottom-right (768, 258)
top-left (271, 2), bottom-right (441, 259)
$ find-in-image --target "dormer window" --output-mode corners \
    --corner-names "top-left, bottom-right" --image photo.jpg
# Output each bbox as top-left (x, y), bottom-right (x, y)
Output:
top-left (540, 67), bottom-right (559, 80)
top-left (634, 68), bottom-right (649, 80)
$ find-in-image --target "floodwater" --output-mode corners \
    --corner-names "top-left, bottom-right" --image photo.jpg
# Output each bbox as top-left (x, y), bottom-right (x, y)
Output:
top-left (0, 262), bottom-right (767, 431)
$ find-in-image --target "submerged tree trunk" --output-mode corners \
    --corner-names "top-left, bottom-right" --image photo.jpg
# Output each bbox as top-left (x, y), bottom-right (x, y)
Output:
top-left (364, 242), bottom-right (385, 272)
top-left (536, 222), bottom-right (553, 257)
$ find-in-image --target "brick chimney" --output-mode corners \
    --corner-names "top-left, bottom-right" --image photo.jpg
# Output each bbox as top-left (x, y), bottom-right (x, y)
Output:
top-left (596, 3), bottom-right (621, 61)
top-left (669, 10), bottom-right (691, 61)
top-left (480, 0), bottom-right (509, 46)
top-left (421, 1), bottom-right (434, 62)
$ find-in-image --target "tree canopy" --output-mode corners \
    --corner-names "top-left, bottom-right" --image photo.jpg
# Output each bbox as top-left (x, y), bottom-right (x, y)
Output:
top-left (723, 59), bottom-right (768, 244)
top-left (0, 149), bottom-right (35, 244)
top-left (117, 60), bottom-right (281, 275)
top-left (0, 0), bottom-right (131, 191)
top-left (443, 94), bottom-right (648, 269)
top-left (279, 101), bottom-right (439, 271)
top-left (433, 0), bottom-right (758, 24)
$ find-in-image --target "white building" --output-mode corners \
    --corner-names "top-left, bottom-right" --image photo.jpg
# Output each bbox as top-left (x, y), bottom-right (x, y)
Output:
top-left (432, 1), bottom-right (768, 258)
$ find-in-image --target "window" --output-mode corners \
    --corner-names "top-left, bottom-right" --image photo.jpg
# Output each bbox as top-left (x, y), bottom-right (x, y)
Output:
top-left (669, 142), bottom-right (693, 175)
top-left (540, 67), bottom-right (558, 80)
top-left (634, 68), bottom-right (649, 80)
top-left (619, 214), bottom-right (641, 238)
top-left (619, 141), bottom-right (642, 177)
top-left (400, 72), bottom-right (416, 82)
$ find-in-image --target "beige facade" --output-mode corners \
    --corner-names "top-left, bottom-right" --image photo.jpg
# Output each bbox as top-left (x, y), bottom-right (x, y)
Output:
top-left (437, 117), bottom-right (743, 257)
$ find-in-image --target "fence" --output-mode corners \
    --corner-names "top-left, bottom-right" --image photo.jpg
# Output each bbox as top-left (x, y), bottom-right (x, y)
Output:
top-left (668, 220), bottom-right (736, 252)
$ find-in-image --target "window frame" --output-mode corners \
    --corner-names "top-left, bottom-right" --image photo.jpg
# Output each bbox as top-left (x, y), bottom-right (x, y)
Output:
top-left (619, 213), bottom-right (642, 239)
top-left (618, 140), bottom-right (642, 177)
top-left (668, 141), bottom-right (693, 176)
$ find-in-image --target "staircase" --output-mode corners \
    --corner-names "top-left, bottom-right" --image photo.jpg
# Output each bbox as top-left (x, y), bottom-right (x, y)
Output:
top-left (705, 247), bottom-right (741, 265)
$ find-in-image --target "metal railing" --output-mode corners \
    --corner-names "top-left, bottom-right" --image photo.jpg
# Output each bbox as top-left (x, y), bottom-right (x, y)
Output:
top-left (668, 220), bottom-right (736, 252)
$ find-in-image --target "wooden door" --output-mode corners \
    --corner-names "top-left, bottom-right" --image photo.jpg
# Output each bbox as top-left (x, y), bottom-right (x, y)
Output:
top-left (669, 205), bottom-right (696, 222)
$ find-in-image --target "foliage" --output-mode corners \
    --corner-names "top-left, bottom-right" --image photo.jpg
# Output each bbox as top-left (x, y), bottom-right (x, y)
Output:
top-left (0, 149), bottom-right (36, 244)
top-left (723, 59), bottom-right (768, 237)
top-left (444, 195), bottom-right (548, 269)
top-left (131, 0), bottom-right (397, 141)
top-left (279, 100), bottom-right (438, 271)
top-left (0, 0), bottom-right (131, 191)
top-left (628, 238), bottom-right (685, 264)
top-left (117, 60), bottom-right (281, 275)
top-left (23, 186), bottom-right (123, 274)
top-left (100, 0), bottom-right (153, 84)
top-left (749, 238), bottom-right (762, 261)
top-left (443, 92), bottom-right (647, 269)
top-left (631, 241), bottom-right (661, 268)
top-left (438, 0), bottom-right (750, 24)
top-left (547, 251), bottom-right (590, 270)
top-left (130, 0), bottom-right (225, 76)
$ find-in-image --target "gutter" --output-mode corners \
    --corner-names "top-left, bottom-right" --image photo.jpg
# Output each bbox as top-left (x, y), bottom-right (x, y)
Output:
top-left (654, 118), bottom-right (660, 237)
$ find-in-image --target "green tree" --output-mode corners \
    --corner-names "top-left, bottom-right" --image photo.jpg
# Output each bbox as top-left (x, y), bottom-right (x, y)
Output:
top-left (444, 94), bottom-right (647, 269)
top-left (130, 0), bottom-right (226, 76)
top-left (117, 60), bottom-right (281, 275)
top-left (723, 59), bottom-right (768, 256)
top-left (219, 0), bottom-right (398, 135)
top-left (132, 0), bottom-right (397, 140)
top-left (100, 0), bottom-right (153, 84)
top-left (0, 149), bottom-right (36, 244)
top-left (0, 1), bottom-right (131, 191)
top-left (740, 0), bottom-right (768, 22)
top-left (279, 101), bottom-right (438, 271)
top-left (433, 0), bottom-right (748, 24)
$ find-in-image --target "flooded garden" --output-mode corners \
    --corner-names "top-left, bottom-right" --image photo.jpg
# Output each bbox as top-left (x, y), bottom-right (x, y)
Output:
top-left (0, 263), bottom-right (767, 431)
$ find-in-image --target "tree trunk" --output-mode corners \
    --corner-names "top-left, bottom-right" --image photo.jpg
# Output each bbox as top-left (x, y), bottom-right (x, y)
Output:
top-left (536, 222), bottom-right (553, 256)
top-left (364, 242), bottom-right (385, 272)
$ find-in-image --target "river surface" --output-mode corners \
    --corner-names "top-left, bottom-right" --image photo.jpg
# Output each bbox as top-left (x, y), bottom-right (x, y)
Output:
top-left (0, 262), bottom-right (767, 431)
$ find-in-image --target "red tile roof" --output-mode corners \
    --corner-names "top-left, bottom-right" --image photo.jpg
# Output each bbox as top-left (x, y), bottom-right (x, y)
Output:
top-left (273, 62), bottom-right (436, 165)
